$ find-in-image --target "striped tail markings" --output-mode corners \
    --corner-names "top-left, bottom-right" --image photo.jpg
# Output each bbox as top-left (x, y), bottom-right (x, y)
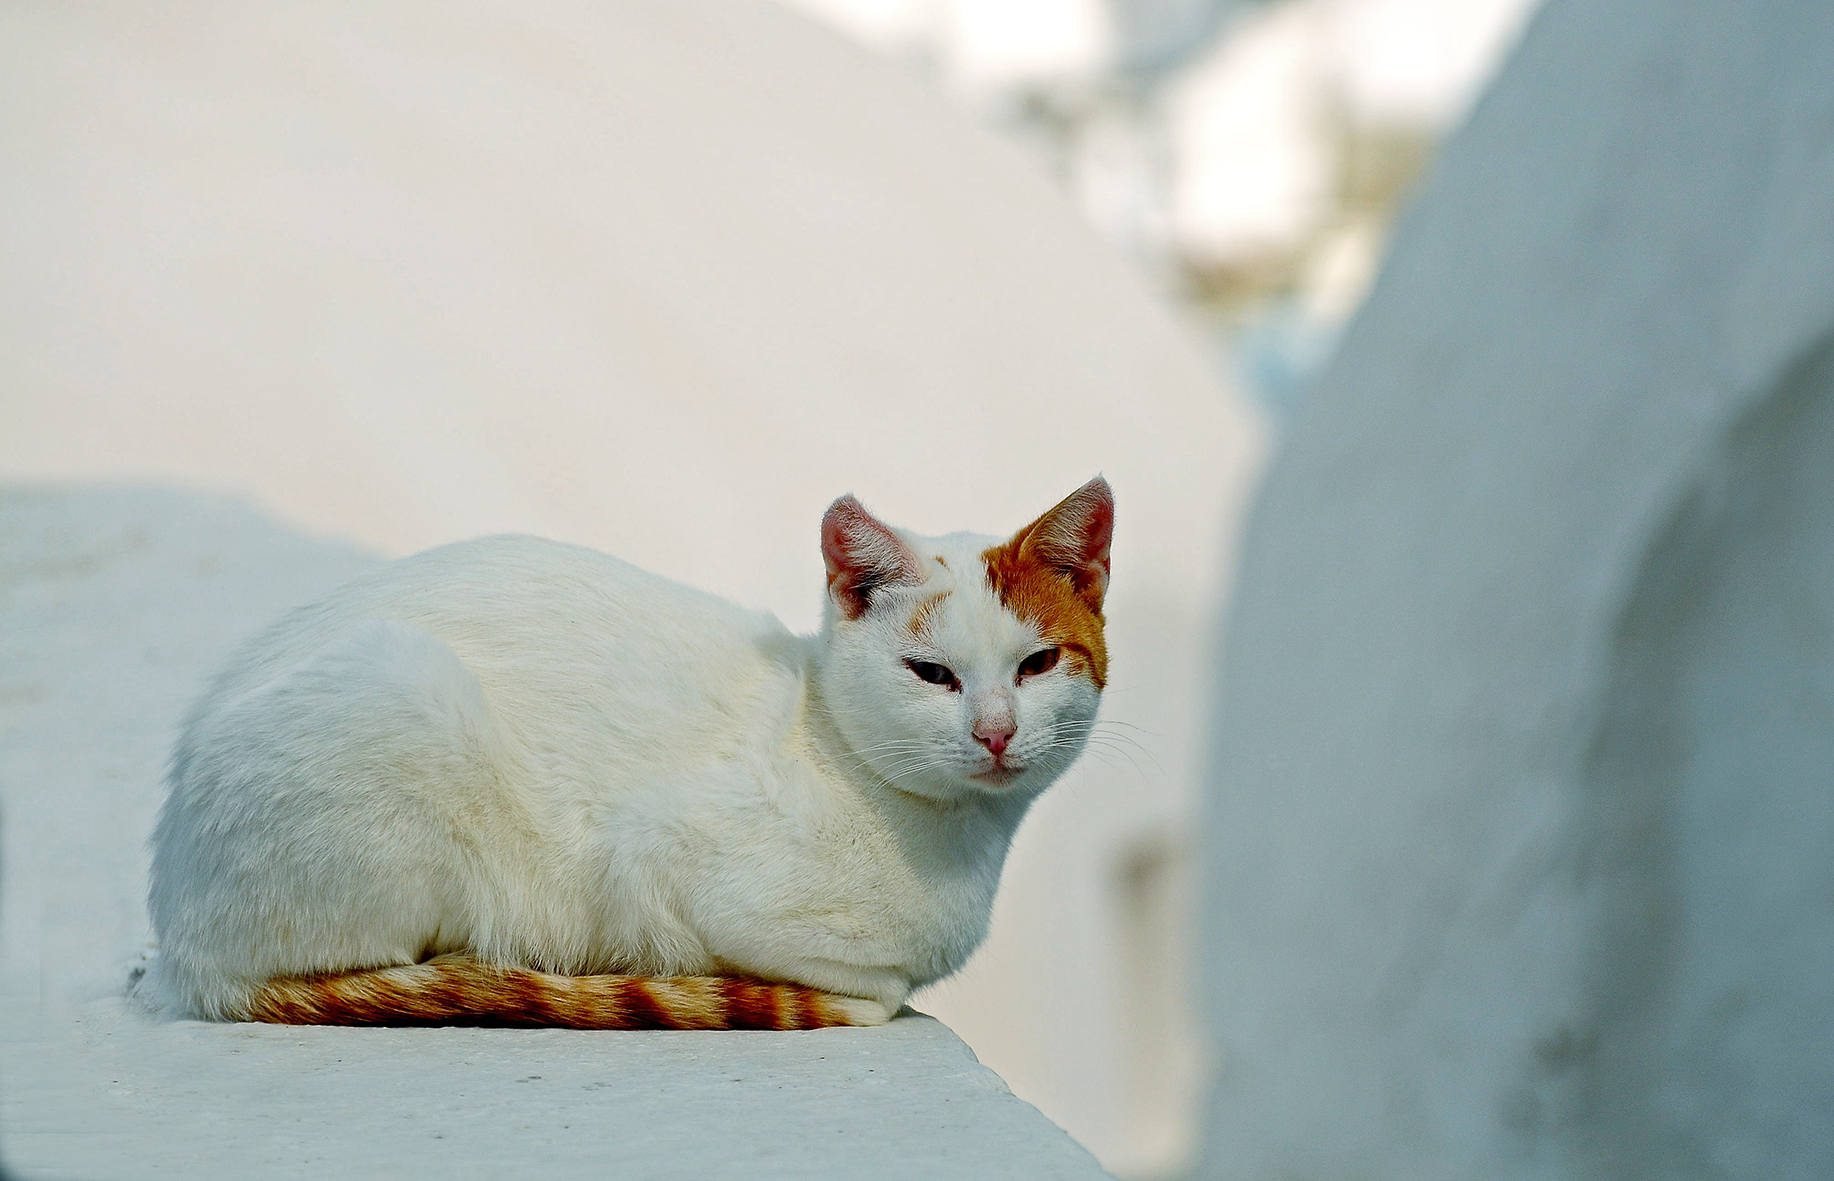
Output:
top-left (239, 956), bottom-right (891, 1030)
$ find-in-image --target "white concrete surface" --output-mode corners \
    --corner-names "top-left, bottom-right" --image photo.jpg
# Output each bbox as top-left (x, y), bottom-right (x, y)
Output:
top-left (0, 3), bottom-right (1266, 1171)
top-left (0, 486), bottom-right (1113, 1180)
top-left (1197, 1), bottom-right (1834, 1177)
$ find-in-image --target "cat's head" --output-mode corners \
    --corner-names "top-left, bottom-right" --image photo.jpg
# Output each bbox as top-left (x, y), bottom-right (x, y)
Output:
top-left (815, 478), bottom-right (1112, 803)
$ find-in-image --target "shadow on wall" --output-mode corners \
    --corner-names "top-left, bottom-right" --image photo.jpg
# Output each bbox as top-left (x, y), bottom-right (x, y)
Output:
top-left (1578, 331), bottom-right (1834, 1177)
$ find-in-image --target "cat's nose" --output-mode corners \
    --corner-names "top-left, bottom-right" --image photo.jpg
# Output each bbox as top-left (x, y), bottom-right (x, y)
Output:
top-left (973, 721), bottom-right (1015, 757)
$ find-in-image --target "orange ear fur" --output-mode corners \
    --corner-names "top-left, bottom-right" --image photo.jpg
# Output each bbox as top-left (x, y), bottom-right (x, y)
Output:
top-left (982, 477), bottom-right (1113, 688)
top-left (1016, 477), bottom-right (1114, 611)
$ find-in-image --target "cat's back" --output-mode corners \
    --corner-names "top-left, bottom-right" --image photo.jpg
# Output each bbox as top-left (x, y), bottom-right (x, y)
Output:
top-left (201, 534), bottom-right (808, 770)
top-left (302, 532), bottom-right (772, 659)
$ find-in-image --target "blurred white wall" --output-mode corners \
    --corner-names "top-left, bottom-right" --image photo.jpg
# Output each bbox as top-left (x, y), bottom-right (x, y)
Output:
top-left (1200, 0), bottom-right (1834, 1176)
top-left (0, 1), bottom-right (1263, 1175)
top-left (779, 0), bottom-right (1114, 90)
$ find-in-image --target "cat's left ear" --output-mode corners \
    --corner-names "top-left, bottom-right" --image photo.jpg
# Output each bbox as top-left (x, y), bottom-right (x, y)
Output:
top-left (1016, 476), bottom-right (1114, 611)
top-left (822, 495), bottom-right (924, 620)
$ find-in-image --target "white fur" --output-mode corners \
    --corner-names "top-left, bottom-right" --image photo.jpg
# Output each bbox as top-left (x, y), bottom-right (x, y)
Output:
top-left (147, 518), bottom-right (1101, 1019)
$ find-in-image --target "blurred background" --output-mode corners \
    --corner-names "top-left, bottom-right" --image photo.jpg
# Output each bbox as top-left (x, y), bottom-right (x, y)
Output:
top-left (780, 0), bottom-right (1537, 424)
top-left (9, 1), bottom-right (1834, 1179)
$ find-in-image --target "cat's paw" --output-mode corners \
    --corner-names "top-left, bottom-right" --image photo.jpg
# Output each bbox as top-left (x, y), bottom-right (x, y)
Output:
top-left (821, 994), bottom-right (894, 1027)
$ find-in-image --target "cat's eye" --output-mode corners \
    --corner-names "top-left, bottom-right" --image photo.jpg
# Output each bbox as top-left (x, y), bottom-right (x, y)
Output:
top-left (1018, 647), bottom-right (1060, 679)
top-left (905, 659), bottom-right (960, 690)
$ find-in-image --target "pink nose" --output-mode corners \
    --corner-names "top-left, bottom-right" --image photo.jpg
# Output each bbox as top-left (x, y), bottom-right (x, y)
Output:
top-left (974, 723), bottom-right (1015, 757)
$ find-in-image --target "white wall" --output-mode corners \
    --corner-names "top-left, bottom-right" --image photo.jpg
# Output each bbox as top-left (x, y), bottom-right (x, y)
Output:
top-left (1198, 0), bottom-right (1834, 1176)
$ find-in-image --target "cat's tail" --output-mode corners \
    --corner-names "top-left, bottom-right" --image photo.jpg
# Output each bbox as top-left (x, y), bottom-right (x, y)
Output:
top-left (232, 956), bottom-right (893, 1030)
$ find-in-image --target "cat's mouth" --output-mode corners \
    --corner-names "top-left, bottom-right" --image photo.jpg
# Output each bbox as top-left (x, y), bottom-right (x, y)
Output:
top-left (971, 764), bottom-right (1023, 787)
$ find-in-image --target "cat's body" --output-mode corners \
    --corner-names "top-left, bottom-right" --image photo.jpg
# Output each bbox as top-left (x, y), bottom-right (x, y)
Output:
top-left (146, 480), bottom-right (1113, 1028)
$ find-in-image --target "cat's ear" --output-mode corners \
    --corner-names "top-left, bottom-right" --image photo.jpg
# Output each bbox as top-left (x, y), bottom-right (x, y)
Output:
top-left (822, 495), bottom-right (924, 620)
top-left (1014, 476), bottom-right (1113, 611)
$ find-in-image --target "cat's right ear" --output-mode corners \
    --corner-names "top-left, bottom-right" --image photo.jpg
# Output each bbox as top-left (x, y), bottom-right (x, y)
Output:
top-left (822, 496), bottom-right (922, 620)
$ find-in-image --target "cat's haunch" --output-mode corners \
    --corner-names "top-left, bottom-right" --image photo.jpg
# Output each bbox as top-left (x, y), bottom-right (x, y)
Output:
top-left (144, 479), bottom-right (1113, 1029)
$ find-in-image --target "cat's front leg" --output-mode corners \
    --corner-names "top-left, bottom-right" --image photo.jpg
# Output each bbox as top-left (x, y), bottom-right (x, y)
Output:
top-left (773, 956), bottom-right (914, 1015)
top-left (705, 933), bottom-right (915, 1014)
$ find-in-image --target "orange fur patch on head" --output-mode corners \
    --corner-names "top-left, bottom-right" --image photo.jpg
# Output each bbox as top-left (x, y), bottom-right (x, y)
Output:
top-left (982, 544), bottom-right (1108, 688)
top-left (906, 592), bottom-right (950, 639)
top-left (982, 479), bottom-right (1113, 689)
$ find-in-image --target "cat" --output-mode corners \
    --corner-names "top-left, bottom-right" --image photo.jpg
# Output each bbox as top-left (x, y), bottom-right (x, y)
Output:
top-left (144, 478), bottom-right (1113, 1029)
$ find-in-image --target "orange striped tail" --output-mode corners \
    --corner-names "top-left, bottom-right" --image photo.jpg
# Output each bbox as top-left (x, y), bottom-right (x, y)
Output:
top-left (238, 956), bottom-right (892, 1030)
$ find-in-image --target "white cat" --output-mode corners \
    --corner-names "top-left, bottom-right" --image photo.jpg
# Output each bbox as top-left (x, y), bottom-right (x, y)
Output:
top-left (145, 479), bottom-right (1112, 1029)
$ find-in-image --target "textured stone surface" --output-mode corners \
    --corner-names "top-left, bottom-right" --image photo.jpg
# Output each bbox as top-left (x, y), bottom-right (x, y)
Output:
top-left (0, 487), bottom-right (1111, 1180)
top-left (1198, 2), bottom-right (1834, 1178)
